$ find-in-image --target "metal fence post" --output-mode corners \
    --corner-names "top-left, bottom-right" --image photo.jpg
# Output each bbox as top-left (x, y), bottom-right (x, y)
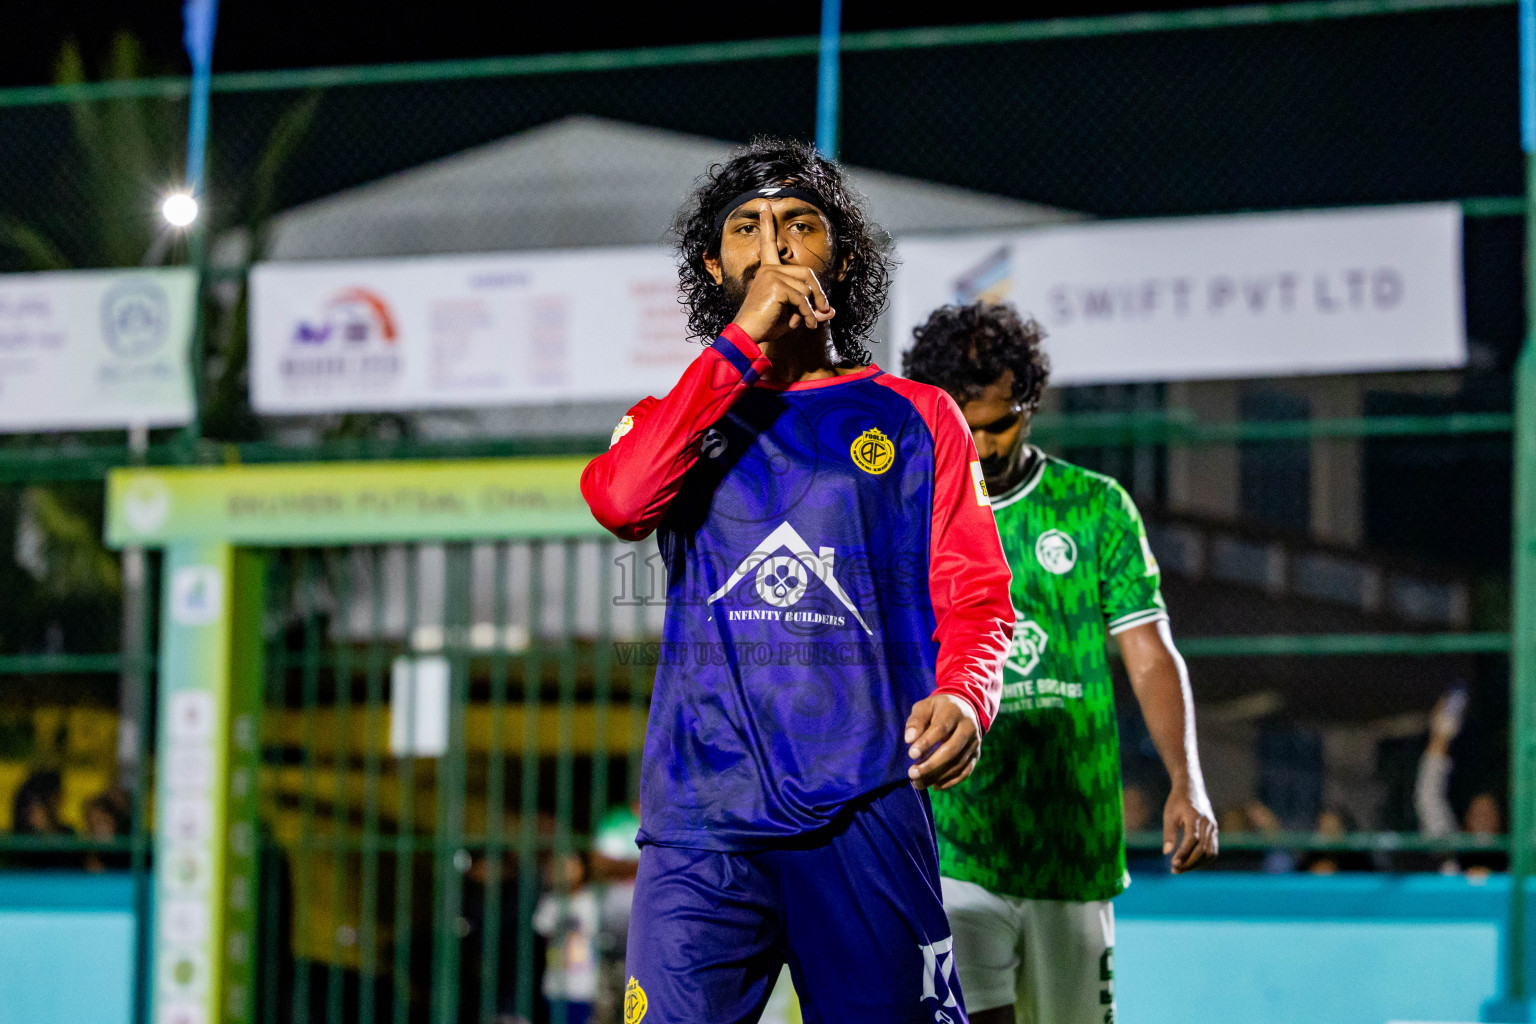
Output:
top-left (1489, 8), bottom-right (1536, 1017)
top-left (1499, 336), bottom-right (1536, 1019)
top-left (1489, 281), bottom-right (1536, 1023)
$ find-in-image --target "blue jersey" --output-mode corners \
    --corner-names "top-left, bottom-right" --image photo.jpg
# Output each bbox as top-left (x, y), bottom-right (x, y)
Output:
top-left (583, 326), bottom-right (1013, 850)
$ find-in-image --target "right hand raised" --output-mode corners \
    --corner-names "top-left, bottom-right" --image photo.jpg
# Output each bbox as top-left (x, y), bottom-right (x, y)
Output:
top-left (729, 207), bottom-right (835, 346)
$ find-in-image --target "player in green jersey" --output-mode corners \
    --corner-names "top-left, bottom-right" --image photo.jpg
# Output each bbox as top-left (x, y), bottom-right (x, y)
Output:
top-left (904, 301), bottom-right (1218, 1024)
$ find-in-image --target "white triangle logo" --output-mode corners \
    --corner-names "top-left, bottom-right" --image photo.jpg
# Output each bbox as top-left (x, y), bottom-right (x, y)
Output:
top-left (707, 521), bottom-right (872, 634)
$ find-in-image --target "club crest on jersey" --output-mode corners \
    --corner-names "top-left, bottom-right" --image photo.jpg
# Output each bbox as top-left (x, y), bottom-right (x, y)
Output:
top-left (1008, 618), bottom-right (1049, 675)
top-left (624, 977), bottom-right (647, 1023)
top-left (1035, 529), bottom-right (1078, 574)
top-left (610, 415), bottom-right (635, 448)
top-left (850, 427), bottom-right (895, 475)
top-left (707, 521), bottom-right (873, 634)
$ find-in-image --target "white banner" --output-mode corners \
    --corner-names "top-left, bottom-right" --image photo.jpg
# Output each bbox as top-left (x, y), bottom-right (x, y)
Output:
top-left (0, 267), bottom-right (196, 431)
top-left (891, 204), bottom-right (1465, 383)
top-left (251, 247), bottom-right (695, 413)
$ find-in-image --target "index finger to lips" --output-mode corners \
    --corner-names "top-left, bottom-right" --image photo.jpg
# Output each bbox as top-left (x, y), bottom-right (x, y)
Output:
top-left (758, 208), bottom-right (781, 266)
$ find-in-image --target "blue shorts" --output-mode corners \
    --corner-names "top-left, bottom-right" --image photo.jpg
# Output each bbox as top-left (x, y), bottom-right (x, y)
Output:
top-left (624, 783), bottom-right (967, 1024)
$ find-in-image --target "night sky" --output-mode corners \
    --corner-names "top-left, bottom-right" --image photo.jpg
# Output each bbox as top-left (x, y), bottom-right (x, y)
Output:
top-left (2, 0), bottom-right (1316, 86)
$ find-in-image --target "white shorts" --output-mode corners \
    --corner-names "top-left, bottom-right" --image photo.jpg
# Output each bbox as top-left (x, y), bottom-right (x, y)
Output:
top-left (941, 876), bottom-right (1115, 1024)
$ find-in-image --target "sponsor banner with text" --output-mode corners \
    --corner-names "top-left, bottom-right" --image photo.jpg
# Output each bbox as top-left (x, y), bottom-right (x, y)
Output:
top-left (0, 267), bottom-right (196, 431)
top-left (106, 457), bottom-right (601, 547)
top-left (891, 203), bottom-right (1465, 383)
top-left (250, 246), bottom-right (694, 413)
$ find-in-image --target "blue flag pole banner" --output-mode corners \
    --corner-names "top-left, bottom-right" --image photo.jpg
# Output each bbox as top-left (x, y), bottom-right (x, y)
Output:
top-left (181, 0), bottom-right (219, 194)
top-left (1523, 0), bottom-right (1536, 154)
top-left (816, 0), bottom-right (842, 158)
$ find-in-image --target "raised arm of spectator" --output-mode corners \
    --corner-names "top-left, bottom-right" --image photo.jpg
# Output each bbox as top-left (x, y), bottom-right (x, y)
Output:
top-left (1415, 691), bottom-right (1465, 838)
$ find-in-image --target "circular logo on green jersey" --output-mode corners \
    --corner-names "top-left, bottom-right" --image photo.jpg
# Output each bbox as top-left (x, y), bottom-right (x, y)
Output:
top-left (1035, 529), bottom-right (1078, 574)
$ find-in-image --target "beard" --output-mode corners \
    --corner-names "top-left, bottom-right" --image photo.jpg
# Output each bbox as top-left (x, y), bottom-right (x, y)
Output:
top-left (979, 451), bottom-right (1013, 483)
top-left (693, 268), bottom-right (751, 340)
top-left (721, 268), bottom-right (750, 316)
top-left (980, 429), bottom-right (1035, 492)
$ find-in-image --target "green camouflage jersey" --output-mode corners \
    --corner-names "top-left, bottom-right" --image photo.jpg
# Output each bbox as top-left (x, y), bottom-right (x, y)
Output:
top-left (932, 449), bottom-right (1166, 902)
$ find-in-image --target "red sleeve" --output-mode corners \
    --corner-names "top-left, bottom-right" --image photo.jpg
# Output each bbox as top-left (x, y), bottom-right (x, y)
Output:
top-left (875, 377), bottom-right (1013, 731)
top-left (581, 324), bottom-right (771, 541)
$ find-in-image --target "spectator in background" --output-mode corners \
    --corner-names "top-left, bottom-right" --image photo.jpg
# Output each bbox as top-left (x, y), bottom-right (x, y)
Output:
top-left (460, 847), bottom-right (538, 1024)
top-left (1122, 783), bottom-right (1171, 874)
top-left (82, 787), bottom-right (132, 872)
top-left (533, 851), bottom-right (599, 1024)
top-left (1417, 688), bottom-right (1508, 876)
top-left (12, 769), bottom-right (66, 834)
top-left (10, 769), bottom-right (76, 869)
top-left (1215, 798), bottom-right (1297, 874)
top-left (1213, 803), bottom-right (1266, 872)
top-left (1298, 807), bottom-right (1373, 875)
top-left (589, 805), bottom-right (641, 1024)
top-left (1458, 793), bottom-right (1507, 878)
top-left (1121, 782), bottom-right (1152, 835)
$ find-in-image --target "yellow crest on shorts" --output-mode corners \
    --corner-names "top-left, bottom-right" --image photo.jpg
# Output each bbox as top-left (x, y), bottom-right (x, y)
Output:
top-left (624, 976), bottom-right (648, 1023)
top-left (850, 427), bottom-right (895, 475)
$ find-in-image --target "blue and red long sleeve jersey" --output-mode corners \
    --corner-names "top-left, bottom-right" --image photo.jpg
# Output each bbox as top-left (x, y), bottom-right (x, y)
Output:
top-left (582, 325), bottom-right (1014, 850)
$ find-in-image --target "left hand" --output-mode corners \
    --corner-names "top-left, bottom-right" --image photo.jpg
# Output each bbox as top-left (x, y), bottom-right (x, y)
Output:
top-left (1164, 784), bottom-right (1218, 873)
top-left (904, 694), bottom-right (981, 791)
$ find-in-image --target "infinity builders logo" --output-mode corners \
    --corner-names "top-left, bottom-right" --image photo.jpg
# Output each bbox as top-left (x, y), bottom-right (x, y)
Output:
top-left (708, 521), bottom-right (873, 634)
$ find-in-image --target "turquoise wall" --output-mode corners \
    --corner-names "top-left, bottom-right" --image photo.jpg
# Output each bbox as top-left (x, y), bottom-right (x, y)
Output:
top-left (0, 871), bottom-right (1513, 1024)
top-left (1117, 874), bottom-right (1508, 1024)
top-left (0, 874), bottom-right (136, 1024)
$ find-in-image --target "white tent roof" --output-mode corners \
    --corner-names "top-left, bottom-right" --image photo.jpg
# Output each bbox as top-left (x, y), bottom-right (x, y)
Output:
top-left (236, 116), bottom-right (1075, 442)
top-left (219, 115), bottom-right (1071, 263)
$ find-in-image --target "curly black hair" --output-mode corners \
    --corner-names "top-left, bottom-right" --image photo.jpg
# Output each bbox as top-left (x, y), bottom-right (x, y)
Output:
top-left (672, 137), bottom-right (895, 366)
top-left (901, 302), bottom-right (1051, 414)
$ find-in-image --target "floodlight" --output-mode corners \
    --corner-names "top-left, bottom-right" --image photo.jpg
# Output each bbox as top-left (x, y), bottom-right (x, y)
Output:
top-left (161, 192), bottom-right (199, 228)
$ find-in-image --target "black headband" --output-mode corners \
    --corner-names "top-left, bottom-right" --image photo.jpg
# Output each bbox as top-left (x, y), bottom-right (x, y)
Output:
top-left (712, 185), bottom-right (828, 238)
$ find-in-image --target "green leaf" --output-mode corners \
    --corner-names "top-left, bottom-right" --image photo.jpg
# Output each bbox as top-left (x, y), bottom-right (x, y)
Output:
top-left (0, 220), bottom-right (71, 271)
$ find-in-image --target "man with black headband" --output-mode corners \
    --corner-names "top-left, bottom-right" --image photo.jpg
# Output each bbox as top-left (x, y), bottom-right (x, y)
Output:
top-left (903, 301), bottom-right (1217, 1024)
top-left (581, 139), bottom-right (1013, 1023)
